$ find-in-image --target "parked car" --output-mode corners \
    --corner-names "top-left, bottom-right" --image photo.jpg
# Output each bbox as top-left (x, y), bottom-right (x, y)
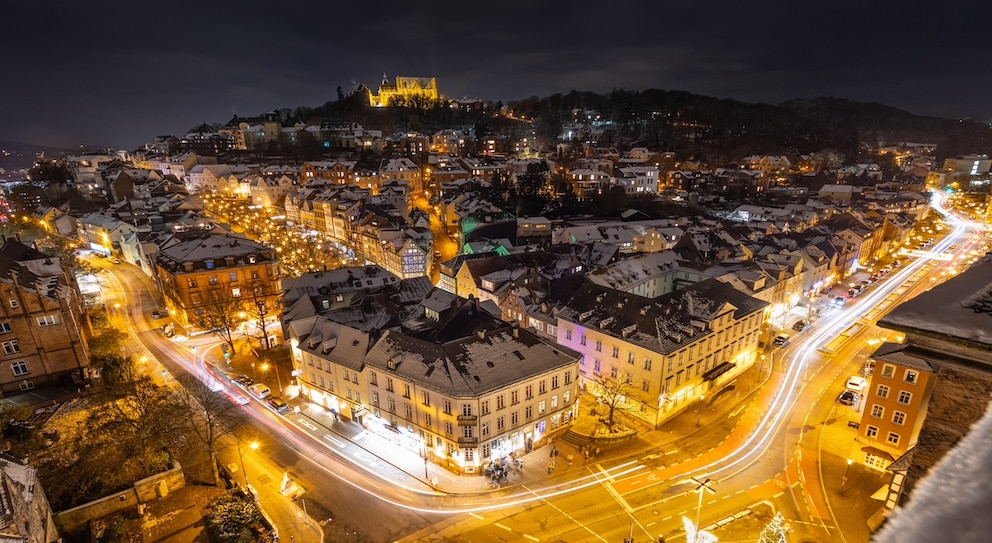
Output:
top-left (845, 375), bottom-right (867, 392)
top-left (247, 383), bottom-right (271, 399)
top-left (833, 296), bottom-right (847, 306)
top-left (859, 280), bottom-right (870, 288)
top-left (792, 320), bottom-right (810, 332)
top-left (111, 257), bottom-right (121, 264)
top-left (95, 252), bottom-right (107, 258)
top-left (838, 390), bottom-right (859, 406)
top-left (151, 310), bottom-right (162, 319)
top-left (266, 396), bottom-right (289, 413)
top-left (232, 374), bottom-right (253, 387)
top-left (772, 334), bottom-right (790, 347)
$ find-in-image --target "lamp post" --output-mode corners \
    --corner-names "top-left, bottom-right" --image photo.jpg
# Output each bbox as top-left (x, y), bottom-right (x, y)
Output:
top-left (237, 440), bottom-right (259, 487)
top-left (696, 395), bottom-right (706, 427)
top-left (261, 362), bottom-right (283, 393)
top-left (841, 458), bottom-right (853, 495)
top-left (688, 477), bottom-right (716, 543)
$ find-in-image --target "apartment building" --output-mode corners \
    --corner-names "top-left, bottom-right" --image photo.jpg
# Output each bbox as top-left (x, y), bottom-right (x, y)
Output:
top-left (0, 242), bottom-right (88, 395)
top-left (289, 296), bottom-right (581, 475)
top-left (154, 233), bottom-right (281, 336)
top-left (855, 343), bottom-right (936, 471)
top-left (556, 278), bottom-right (767, 427)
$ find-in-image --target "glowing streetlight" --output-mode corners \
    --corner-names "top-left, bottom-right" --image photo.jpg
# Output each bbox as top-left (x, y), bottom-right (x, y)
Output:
top-left (237, 440), bottom-right (259, 487)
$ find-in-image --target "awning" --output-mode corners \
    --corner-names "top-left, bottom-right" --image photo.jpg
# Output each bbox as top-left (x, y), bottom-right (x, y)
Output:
top-left (861, 446), bottom-right (895, 461)
top-left (703, 362), bottom-right (736, 381)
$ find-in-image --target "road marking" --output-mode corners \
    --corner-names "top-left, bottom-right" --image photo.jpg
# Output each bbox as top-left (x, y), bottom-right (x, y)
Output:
top-left (493, 523), bottom-right (511, 531)
top-left (730, 405), bottom-right (746, 417)
top-left (353, 431), bottom-right (368, 441)
top-left (523, 535), bottom-right (540, 542)
top-left (469, 513), bottom-right (484, 520)
top-left (323, 434), bottom-right (346, 448)
top-left (297, 419), bottom-right (318, 432)
top-left (352, 451), bottom-right (376, 466)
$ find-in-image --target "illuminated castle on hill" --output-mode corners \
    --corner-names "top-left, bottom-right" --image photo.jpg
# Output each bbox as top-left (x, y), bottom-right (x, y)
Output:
top-left (368, 74), bottom-right (439, 107)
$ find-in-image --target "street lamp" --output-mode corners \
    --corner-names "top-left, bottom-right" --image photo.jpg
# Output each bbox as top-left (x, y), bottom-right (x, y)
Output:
top-left (696, 394), bottom-right (706, 427)
top-left (841, 458), bottom-right (853, 495)
top-left (237, 440), bottom-right (259, 487)
top-left (687, 477), bottom-right (716, 543)
top-left (261, 362), bottom-right (283, 393)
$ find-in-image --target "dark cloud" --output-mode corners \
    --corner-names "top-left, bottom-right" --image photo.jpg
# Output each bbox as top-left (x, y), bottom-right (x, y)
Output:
top-left (2, 0), bottom-right (990, 148)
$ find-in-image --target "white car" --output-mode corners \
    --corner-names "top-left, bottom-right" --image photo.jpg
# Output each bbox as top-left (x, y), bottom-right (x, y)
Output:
top-left (845, 376), bottom-right (867, 392)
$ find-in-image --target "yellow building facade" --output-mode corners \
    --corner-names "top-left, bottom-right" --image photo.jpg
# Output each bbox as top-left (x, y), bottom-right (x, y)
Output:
top-left (369, 75), bottom-right (439, 107)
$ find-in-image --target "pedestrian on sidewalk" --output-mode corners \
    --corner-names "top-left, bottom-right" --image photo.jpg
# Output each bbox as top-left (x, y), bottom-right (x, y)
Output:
top-left (595, 446), bottom-right (601, 457)
top-left (566, 453), bottom-right (573, 466)
top-left (584, 448), bottom-right (590, 460)
top-left (547, 461), bottom-right (554, 474)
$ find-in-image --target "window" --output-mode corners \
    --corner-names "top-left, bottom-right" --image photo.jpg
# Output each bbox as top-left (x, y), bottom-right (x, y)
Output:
top-left (424, 413), bottom-right (432, 427)
top-left (539, 380), bottom-right (546, 394)
top-left (2, 340), bottom-right (20, 355)
top-left (876, 384), bottom-right (889, 399)
top-left (904, 370), bottom-right (918, 384)
top-left (386, 378), bottom-right (394, 392)
top-left (564, 390), bottom-right (570, 404)
top-left (525, 385), bottom-right (533, 400)
top-left (525, 405), bottom-right (533, 419)
top-left (496, 416), bottom-right (505, 430)
top-left (445, 422), bottom-right (453, 435)
top-left (481, 400), bottom-right (490, 415)
top-left (886, 432), bottom-right (900, 446)
top-left (547, 324), bottom-right (556, 336)
top-left (369, 372), bottom-right (377, 386)
top-left (866, 425), bottom-right (879, 438)
top-left (482, 443), bottom-right (490, 458)
top-left (229, 272), bottom-right (237, 282)
top-left (538, 400), bottom-right (546, 414)
top-left (897, 391), bottom-right (912, 405)
top-left (464, 449), bottom-right (474, 461)
top-left (232, 287), bottom-right (241, 298)
top-left (595, 339), bottom-right (602, 352)
top-left (610, 366), bottom-right (618, 378)
top-left (37, 315), bottom-right (61, 327)
top-left (404, 405), bottom-right (412, 419)
top-left (387, 398), bottom-right (395, 412)
top-left (881, 364), bottom-right (895, 379)
top-left (11, 361), bottom-right (28, 376)
top-left (565, 328), bottom-right (572, 340)
top-left (422, 391), bottom-right (431, 406)
top-left (594, 359), bottom-right (601, 372)
top-left (551, 375), bottom-right (559, 389)
top-left (642, 380), bottom-right (650, 392)
top-left (481, 422), bottom-right (490, 437)
top-left (612, 346), bottom-right (619, 358)
top-left (371, 390), bottom-right (379, 405)
top-left (510, 390), bottom-right (519, 405)
top-left (871, 404), bottom-right (884, 418)
top-left (402, 384), bottom-right (411, 399)
top-left (511, 411), bottom-right (519, 425)
top-left (579, 334), bottom-right (586, 346)
top-left (208, 276), bottom-right (218, 285)
top-left (8, 299), bottom-right (18, 309)
top-left (443, 400), bottom-right (452, 415)
top-left (463, 426), bottom-right (474, 438)
top-left (462, 404), bottom-right (473, 416)
top-left (627, 352), bottom-right (635, 364)
top-left (551, 395), bottom-right (558, 409)
top-left (644, 358), bottom-right (652, 371)
top-left (496, 395), bottom-right (505, 409)
top-left (0, 323), bottom-right (10, 334)
top-left (892, 411), bottom-right (906, 425)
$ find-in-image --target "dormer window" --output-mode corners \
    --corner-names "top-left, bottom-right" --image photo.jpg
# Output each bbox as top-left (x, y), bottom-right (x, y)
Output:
top-left (387, 359), bottom-right (397, 370)
top-left (249, 256), bottom-right (257, 264)
top-left (205, 260), bottom-right (214, 269)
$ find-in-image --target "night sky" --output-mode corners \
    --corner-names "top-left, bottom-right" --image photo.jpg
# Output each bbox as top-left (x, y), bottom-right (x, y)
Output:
top-left (3, 0), bottom-right (991, 150)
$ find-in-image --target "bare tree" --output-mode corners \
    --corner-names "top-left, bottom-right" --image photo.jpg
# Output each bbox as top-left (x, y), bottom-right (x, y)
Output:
top-left (248, 281), bottom-right (278, 351)
top-left (174, 373), bottom-right (249, 486)
top-left (196, 288), bottom-right (245, 355)
top-left (591, 371), bottom-right (640, 431)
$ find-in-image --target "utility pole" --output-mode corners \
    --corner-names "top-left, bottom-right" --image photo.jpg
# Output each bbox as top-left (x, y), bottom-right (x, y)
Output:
top-left (688, 477), bottom-right (716, 543)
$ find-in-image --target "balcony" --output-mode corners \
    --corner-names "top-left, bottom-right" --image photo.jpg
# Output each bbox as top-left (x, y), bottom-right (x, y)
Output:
top-left (457, 436), bottom-right (479, 446)
top-left (456, 414), bottom-right (477, 425)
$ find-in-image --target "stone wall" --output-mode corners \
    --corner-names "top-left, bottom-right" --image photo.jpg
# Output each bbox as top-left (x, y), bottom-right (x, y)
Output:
top-left (54, 461), bottom-right (185, 534)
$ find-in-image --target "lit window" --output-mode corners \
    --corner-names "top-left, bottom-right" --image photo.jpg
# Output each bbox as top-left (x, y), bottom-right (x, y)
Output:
top-left (897, 391), bottom-right (912, 405)
top-left (892, 411), bottom-right (906, 425)
top-left (904, 370), bottom-right (918, 384)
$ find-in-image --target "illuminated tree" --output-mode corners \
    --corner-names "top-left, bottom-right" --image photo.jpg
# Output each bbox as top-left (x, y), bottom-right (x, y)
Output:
top-left (196, 288), bottom-right (245, 355)
top-left (757, 512), bottom-right (787, 543)
top-left (592, 371), bottom-right (640, 431)
top-left (174, 374), bottom-right (248, 487)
